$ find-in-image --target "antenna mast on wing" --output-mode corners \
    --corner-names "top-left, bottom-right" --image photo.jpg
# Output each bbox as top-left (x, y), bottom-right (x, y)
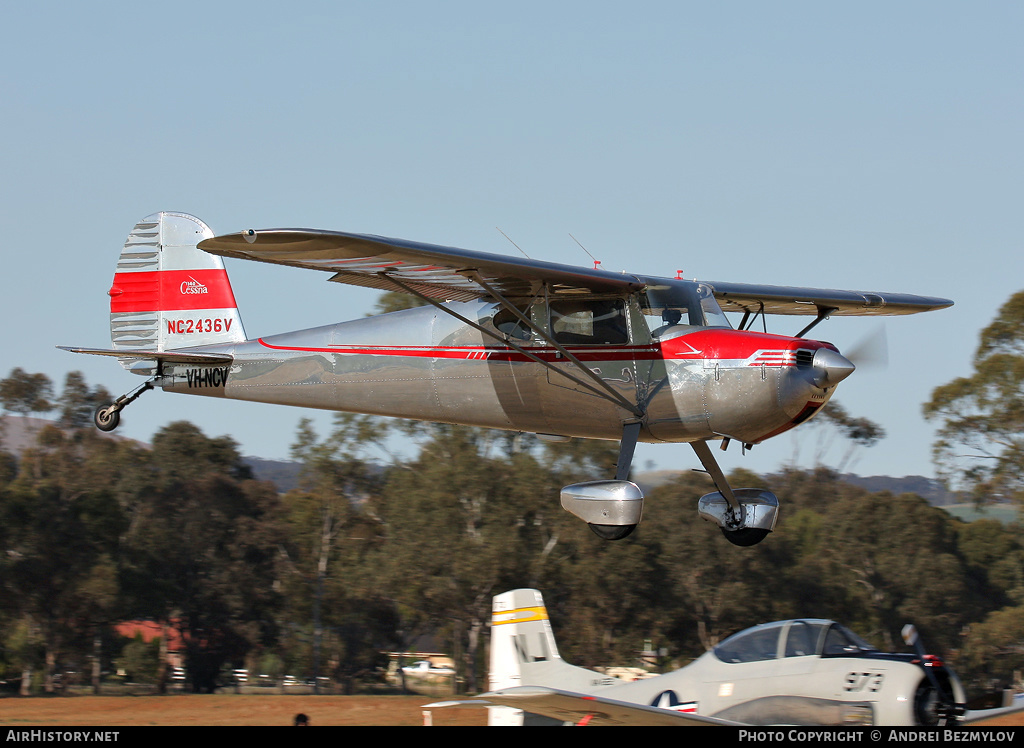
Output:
top-left (496, 227), bottom-right (531, 259)
top-left (570, 233), bottom-right (602, 270)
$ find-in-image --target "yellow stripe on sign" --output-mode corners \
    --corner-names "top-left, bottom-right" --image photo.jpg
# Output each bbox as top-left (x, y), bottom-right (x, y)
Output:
top-left (492, 606), bottom-right (549, 626)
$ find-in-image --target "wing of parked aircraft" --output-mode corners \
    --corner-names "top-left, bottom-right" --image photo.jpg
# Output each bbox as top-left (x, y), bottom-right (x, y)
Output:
top-left (198, 228), bottom-right (952, 315)
top-left (440, 686), bottom-right (742, 726)
top-left (961, 696), bottom-right (1024, 726)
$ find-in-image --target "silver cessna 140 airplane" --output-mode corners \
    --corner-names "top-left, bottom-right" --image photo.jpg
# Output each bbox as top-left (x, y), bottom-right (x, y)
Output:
top-left (435, 588), bottom-right (1016, 727)
top-left (62, 212), bottom-right (951, 545)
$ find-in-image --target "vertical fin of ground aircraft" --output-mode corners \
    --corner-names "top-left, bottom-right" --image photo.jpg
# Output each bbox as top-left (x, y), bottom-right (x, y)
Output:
top-left (488, 588), bottom-right (610, 726)
top-left (108, 212), bottom-right (246, 372)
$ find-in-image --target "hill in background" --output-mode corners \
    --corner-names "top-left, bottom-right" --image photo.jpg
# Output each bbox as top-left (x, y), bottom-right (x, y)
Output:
top-left (4, 415), bottom-right (1004, 521)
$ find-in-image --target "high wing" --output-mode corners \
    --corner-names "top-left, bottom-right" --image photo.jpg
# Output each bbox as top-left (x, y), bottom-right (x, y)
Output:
top-left (199, 228), bottom-right (952, 315)
top-left (467, 686), bottom-right (742, 727)
top-left (695, 279), bottom-right (953, 317)
top-left (198, 229), bottom-right (644, 301)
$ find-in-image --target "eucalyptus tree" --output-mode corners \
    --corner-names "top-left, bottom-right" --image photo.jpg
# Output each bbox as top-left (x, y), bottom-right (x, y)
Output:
top-left (121, 421), bottom-right (284, 692)
top-left (925, 290), bottom-right (1024, 508)
top-left (279, 414), bottom-right (397, 691)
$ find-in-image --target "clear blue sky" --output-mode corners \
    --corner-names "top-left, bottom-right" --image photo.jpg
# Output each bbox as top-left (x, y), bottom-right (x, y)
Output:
top-left (2, 1), bottom-right (1020, 479)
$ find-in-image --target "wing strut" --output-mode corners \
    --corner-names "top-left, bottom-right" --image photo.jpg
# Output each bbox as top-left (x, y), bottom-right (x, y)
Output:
top-left (736, 301), bottom-right (767, 333)
top-left (796, 305), bottom-right (838, 338)
top-left (616, 422), bottom-right (642, 480)
top-left (379, 273), bottom-right (644, 418)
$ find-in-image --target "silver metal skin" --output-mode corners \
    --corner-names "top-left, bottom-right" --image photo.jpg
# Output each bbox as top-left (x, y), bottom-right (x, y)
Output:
top-left (61, 212), bottom-right (953, 544)
top-left (560, 480), bottom-right (644, 526)
top-left (697, 489), bottom-right (780, 533)
top-left (155, 299), bottom-right (845, 447)
top-left (811, 347), bottom-right (857, 388)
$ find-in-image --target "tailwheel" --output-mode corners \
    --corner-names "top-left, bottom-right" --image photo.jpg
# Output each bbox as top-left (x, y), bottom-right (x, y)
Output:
top-left (93, 405), bottom-right (121, 432)
top-left (92, 380), bottom-right (155, 432)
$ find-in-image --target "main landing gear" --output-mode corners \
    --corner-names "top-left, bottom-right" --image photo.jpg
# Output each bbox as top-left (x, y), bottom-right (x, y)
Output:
top-left (93, 381), bottom-right (154, 432)
top-left (559, 425), bottom-right (779, 546)
top-left (691, 440), bottom-right (779, 547)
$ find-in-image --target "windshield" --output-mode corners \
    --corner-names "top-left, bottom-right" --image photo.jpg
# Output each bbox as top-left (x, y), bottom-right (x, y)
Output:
top-left (821, 624), bottom-right (878, 656)
top-left (641, 282), bottom-right (732, 335)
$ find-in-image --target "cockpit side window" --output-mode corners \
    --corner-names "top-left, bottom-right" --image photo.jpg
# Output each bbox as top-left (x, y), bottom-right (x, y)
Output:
top-left (550, 299), bottom-right (629, 345)
top-left (713, 624), bottom-right (783, 663)
top-left (784, 622), bottom-right (827, 657)
top-left (493, 306), bottom-right (533, 341)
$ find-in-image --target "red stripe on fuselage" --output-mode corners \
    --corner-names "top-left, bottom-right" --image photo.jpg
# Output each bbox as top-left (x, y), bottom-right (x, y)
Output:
top-left (108, 270), bottom-right (237, 313)
top-left (252, 327), bottom-right (837, 364)
top-left (255, 328), bottom-right (831, 364)
top-left (256, 339), bottom-right (662, 363)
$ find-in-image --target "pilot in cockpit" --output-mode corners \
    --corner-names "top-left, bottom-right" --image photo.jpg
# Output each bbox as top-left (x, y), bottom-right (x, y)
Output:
top-left (651, 308), bottom-right (684, 339)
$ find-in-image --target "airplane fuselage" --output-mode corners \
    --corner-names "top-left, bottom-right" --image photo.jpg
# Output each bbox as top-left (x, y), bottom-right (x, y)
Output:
top-left (159, 300), bottom-right (838, 445)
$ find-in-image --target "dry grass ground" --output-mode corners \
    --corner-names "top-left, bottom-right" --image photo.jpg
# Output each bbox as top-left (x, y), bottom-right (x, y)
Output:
top-left (3, 694), bottom-right (1023, 727)
top-left (0, 695), bottom-right (487, 727)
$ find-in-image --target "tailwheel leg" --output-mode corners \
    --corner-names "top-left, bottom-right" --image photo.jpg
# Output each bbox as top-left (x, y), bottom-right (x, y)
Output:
top-left (94, 381), bottom-right (154, 432)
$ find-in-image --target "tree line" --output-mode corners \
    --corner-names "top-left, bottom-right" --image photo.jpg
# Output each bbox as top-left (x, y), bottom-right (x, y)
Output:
top-left (1, 290), bottom-right (1023, 699)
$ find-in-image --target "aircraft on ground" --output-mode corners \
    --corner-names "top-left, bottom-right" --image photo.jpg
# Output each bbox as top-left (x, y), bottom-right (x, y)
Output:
top-left (62, 212), bottom-right (951, 545)
top-left (434, 588), bottom-right (1019, 727)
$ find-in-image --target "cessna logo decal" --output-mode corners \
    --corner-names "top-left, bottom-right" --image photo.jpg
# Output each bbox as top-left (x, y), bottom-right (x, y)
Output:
top-left (186, 367), bottom-right (229, 388)
top-left (180, 277), bottom-right (209, 295)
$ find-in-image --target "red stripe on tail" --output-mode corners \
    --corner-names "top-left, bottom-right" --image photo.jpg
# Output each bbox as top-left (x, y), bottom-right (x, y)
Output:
top-left (109, 269), bottom-right (237, 313)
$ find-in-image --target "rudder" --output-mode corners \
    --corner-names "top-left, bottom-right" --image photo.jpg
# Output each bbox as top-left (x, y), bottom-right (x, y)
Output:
top-left (488, 589), bottom-right (608, 726)
top-left (108, 212), bottom-right (246, 371)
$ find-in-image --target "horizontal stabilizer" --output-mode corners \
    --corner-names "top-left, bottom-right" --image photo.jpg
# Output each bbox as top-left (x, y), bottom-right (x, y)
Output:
top-left (57, 346), bottom-right (233, 365)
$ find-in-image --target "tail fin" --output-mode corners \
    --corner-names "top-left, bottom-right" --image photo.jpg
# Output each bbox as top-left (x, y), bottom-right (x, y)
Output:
top-left (488, 588), bottom-right (608, 726)
top-left (108, 212), bottom-right (246, 370)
